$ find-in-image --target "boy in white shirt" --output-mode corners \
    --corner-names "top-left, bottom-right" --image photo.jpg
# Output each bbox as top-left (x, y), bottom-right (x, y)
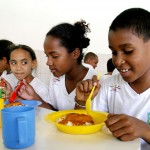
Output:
top-left (76, 8), bottom-right (150, 150)
top-left (83, 52), bottom-right (99, 69)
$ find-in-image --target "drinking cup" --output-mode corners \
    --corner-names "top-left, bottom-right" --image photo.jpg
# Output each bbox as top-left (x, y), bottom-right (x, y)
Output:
top-left (0, 98), bottom-right (4, 128)
top-left (1, 106), bottom-right (35, 149)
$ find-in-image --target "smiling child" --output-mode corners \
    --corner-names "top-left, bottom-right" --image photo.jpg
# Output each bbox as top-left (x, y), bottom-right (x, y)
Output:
top-left (76, 8), bottom-right (150, 150)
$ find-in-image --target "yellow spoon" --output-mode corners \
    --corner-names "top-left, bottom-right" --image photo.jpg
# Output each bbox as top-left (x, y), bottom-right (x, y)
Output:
top-left (86, 72), bottom-right (101, 114)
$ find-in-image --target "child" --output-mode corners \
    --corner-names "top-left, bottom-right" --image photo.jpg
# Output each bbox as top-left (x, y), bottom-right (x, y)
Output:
top-left (18, 20), bottom-right (97, 110)
top-left (101, 58), bottom-right (116, 81)
top-left (6, 44), bottom-right (48, 102)
top-left (83, 52), bottom-right (99, 69)
top-left (0, 39), bottom-right (14, 99)
top-left (0, 39), bottom-right (14, 78)
top-left (105, 58), bottom-right (115, 75)
top-left (76, 8), bottom-right (150, 150)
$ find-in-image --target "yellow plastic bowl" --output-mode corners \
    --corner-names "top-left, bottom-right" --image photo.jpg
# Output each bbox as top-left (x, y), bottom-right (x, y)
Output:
top-left (45, 110), bottom-right (108, 134)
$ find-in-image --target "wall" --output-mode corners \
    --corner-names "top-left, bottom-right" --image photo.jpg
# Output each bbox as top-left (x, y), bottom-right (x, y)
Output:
top-left (95, 53), bottom-right (111, 74)
top-left (0, 0), bottom-right (149, 84)
top-left (0, 0), bottom-right (149, 54)
top-left (34, 50), bottom-right (52, 85)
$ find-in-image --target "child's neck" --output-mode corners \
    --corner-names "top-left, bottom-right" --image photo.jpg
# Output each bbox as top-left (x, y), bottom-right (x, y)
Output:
top-left (24, 75), bottom-right (34, 83)
top-left (129, 76), bottom-right (150, 94)
top-left (65, 64), bottom-right (87, 81)
top-left (65, 64), bottom-right (88, 94)
top-left (6, 68), bottom-right (11, 74)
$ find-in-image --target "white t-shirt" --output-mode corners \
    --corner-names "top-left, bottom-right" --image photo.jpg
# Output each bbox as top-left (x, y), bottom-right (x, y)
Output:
top-left (112, 68), bottom-right (119, 75)
top-left (4, 74), bottom-right (18, 89)
top-left (46, 68), bottom-right (97, 110)
top-left (92, 74), bottom-right (150, 150)
top-left (30, 77), bottom-right (48, 101)
top-left (1, 70), bottom-right (8, 78)
top-left (100, 74), bottom-right (112, 82)
top-left (82, 63), bottom-right (94, 69)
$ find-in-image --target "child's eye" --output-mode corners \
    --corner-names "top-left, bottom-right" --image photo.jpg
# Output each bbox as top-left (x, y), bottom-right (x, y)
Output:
top-left (10, 61), bottom-right (16, 65)
top-left (21, 61), bottom-right (28, 65)
top-left (123, 49), bottom-right (133, 54)
top-left (52, 56), bottom-right (58, 58)
top-left (124, 51), bottom-right (132, 54)
top-left (111, 51), bottom-right (117, 56)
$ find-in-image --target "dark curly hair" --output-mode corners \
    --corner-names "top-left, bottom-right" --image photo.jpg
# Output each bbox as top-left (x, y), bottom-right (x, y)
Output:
top-left (46, 20), bottom-right (90, 64)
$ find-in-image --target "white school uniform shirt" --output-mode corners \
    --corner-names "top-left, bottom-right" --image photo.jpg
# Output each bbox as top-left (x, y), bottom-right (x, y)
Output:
top-left (82, 63), bottom-right (94, 69)
top-left (1, 70), bottom-right (7, 78)
top-left (46, 67), bottom-right (97, 110)
top-left (100, 74), bottom-right (112, 82)
top-left (92, 74), bottom-right (150, 150)
top-left (112, 68), bottom-right (119, 75)
top-left (4, 73), bottom-right (18, 89)
top-left (29, 77), bottom-right (48, 101)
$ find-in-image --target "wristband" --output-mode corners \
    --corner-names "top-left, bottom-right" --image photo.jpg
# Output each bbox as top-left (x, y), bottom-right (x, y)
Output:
top-left (74, 98), bottom-right (86, 108)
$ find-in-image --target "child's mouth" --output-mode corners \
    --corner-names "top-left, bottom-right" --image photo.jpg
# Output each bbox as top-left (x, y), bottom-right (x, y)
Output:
top-left (120, 69), bottom-right (129, 73)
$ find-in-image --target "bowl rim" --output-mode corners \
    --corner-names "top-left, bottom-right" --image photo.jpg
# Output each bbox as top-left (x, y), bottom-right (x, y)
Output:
top-left (45, 109), bottom-right (108, 127)
top-left (4, 99), bottom-right (42, 107)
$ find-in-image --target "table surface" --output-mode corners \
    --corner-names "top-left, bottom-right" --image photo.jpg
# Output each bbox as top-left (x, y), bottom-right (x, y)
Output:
top-left (0, 107), bottom-right (141, 150)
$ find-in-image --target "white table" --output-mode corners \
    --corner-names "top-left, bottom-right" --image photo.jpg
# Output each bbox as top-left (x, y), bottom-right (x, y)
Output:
top-left (0, 107), bottom-right (141, 150)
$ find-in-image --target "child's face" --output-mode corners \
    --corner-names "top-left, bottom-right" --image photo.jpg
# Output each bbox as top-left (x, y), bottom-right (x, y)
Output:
top-left (9, 49), bottom-right (36, 81)
top-left (89, 58), bottom-right (98, 69)
top-left (0, 58), bottom-right (7, 74)
top-left (108, 29), bottom-right (150, 83)
top-left (44, 36), bottom-right (77, 77)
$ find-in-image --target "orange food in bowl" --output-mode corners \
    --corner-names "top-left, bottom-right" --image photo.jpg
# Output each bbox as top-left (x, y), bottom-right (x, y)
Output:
top-left (4, 101), bottom-right (24, 108)
top-left (57, 113), bottom-right (94, 126)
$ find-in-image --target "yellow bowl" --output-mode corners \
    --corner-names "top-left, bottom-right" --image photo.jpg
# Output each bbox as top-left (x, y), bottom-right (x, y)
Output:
top-left (45, 110), bottom-right (108, 134)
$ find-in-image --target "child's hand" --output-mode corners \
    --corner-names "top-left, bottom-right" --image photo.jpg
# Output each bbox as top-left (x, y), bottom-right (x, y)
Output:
top-left (76, 75), bottom-right (100, 102)
top-left (18, 79), bottom-right (39, 100)
top-left (4, 79), bottom-right (13, 98)
top-left (105, 114), bottom-right (150, 142)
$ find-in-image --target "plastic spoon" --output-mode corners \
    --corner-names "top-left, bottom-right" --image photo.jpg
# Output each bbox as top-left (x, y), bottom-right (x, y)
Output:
top-left (9, 81), bottom-right (24, 103)
top-left (86, 72), bottom-right (101, 114)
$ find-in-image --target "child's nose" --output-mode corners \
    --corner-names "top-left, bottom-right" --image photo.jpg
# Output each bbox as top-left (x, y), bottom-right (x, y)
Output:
top-left (114, 55), bottom-right (125, 67)
top-left (15, 63), bottom-right (22, 70)
top-left (46, 57), bottom-right (53, 66)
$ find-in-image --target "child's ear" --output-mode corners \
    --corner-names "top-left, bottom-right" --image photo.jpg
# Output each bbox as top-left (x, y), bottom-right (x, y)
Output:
top-left (32, 59), bottom-right (37, 69)
top-left (86, 58), bottom-right (92, 63)
top-left (2, 57), bottom-right (8, 64)
top-left (72, 48), bottom-right (80, 59)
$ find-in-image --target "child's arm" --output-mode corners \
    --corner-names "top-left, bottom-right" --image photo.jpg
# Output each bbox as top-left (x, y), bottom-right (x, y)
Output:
top-left (105, 114), bottom-right (150, 143)
top-left (18, 79), bottom-right (53, 110)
